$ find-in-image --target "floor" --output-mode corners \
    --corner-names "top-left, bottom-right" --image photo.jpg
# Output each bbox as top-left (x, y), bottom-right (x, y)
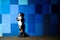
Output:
top-left (0, 36), bottom-right (60, 40)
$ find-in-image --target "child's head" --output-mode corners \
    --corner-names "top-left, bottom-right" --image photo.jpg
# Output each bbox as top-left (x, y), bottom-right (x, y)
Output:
top-left (18, 12), bottom-right (24, 17)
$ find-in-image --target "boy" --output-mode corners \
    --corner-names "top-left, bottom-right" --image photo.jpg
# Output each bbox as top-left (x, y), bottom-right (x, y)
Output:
top-left (16, 12), bottom-right (25, 37)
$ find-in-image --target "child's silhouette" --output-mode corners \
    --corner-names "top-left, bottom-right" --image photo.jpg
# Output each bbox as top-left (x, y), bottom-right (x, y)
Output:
top-left (16, 12), bottom-right (29, 37)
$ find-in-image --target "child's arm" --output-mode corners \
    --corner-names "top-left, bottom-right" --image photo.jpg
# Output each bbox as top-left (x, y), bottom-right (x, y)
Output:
top-left (16, 17), bottom-right (19, 21)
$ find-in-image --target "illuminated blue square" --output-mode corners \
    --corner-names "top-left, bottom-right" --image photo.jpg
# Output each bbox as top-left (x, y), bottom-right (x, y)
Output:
top-left (0, 14), bottom-right (2, 23)
top-left (28, 14), bottom-right (35, 23)
top-left (24, 14), bottom-right (28, 23)
top-left (35, 5), bottom-right (42, 14)
top-left (43, 4), bottom-right (51, 14)
top-left (43, 0), bottom-right (51, 4)
top-left (10, 14), bottom-right (18, 24)
top-left (18, 0), bottom-right (28, 5)
top-left (0, 5), bottom-right (2, 14)
top-left (35, 0), bottom-right (43, 4)
top-left (0, 24), bottom-right (2, 33)
top-left (0, 0), bottom-right (2, 5)
top-left (2, 5), bottom-right (10, 14)
top-left (2, 0), bottom-right (10, 14)
top-left (51, 0), bottom-right (58, 4)
top-left (2, 24), bottom-right (11, 33)
top-left (10, 5), bottom-right (18, 23)
top-left (25, 23), bottom-right (28, 33)
top-left (10, 5), bottom-right (18, 14)
top-left (28, 23), bottom-right (35, 33)
top-left (2, 14), bottom-right (10, 24)
top-left (28, 0), bottom-right (35, 4)
top-left (10, 0), bottom-right (18, 4)
top-left (19, 5), bottom-right (35, 14)
top-left (0, 24), bottom-right (2, 37)
top-left (2, 0), bottom-right (10, 5)
top-left (51, 14), bottom-right (58, 24)
top-left (35, 23), bottom-right (43, 36)
top-left (0, 33), bottom-right (2, 37)
top-left (11, 24), bottom-right (19, 36)
top-left (35, 14), bottom-right (42, 23)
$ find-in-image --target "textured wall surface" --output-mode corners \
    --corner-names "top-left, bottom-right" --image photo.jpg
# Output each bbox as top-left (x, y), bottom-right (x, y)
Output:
top-left (0, 0), bottom-right (60, 37)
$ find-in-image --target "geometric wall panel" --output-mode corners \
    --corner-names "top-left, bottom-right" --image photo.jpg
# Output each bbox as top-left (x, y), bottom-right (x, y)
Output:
top-left (10, 14), bottom-right (18, 23)
top-left (0, 14), bottom-right (2, 23)
top-left (43, 0), bottom-right (51, 4)
top-left (10, 5), bottom-right (18, 14)
top-left (2, 14), bottom-right (10, 24)
top-left (2, 0), bottom-right (10, 14)
top-left (0, 24), bottom-right (2, 37)
top-left (35, 23), bottom-right (43, 36)
top-left (18, 0), bottom-right (28, 5)
top-left (19, 5), bottom-right (35, 14)
top-left (0, 0), bottom-right (59, 37)
top-left (43, 4), bottom-right (51, 14)
top-left (51, 0), bottom-right (58, 4)
top-left (35, 0), bottom-right (43, 4)
top-left (2, 14), bottom-right (10, 33)
top-left (35, 5), bottom-right (42, 14)
top-left (51, 4), bottom-right (58, 14)
top-left (35, 14), bottom-right (42, 23)
top-left (2, 5), bottom-right (10, 14)
top-left (0, 5), bottom-right (2, 14)
top-left (2, 24), bottom-right (11, 33)
top-left (2, 0), bottom-right (10, 5)
top-left (28, 14), bottom-right (35, 33)
top-left (51, 14), bottom-right (58, 24)
top-left (10, 0), bottom-right (18, 4)
top-left (10, 5), bottom-right (18, 23)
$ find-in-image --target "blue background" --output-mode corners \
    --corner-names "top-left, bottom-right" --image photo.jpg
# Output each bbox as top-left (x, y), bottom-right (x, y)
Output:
top-left (0, 0), bottom-right (60, 37)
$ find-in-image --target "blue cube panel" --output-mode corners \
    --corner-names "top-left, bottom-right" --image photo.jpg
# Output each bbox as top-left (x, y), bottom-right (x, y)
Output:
top-left (2, 14), bottom-right (10, 24)
top-left (24, 14), bottom-right (28, 23)
top-left (0, 14), bottom-right (2, 23)
top-left (43, 14), bottom-right (51, 36)
top-left (50, 24), bottom-right (58, 36)
top-left (35, 5), bottom-right (42, 14)
top-left (35, 14), bottom-right (42, 23)
top-left (0, 24), bottom-right (2, 37)
top-left (10, 5), bottom-right (18, 23)
top-left (19, 5), bottom-right (35, 14)
top-left (43, 4), bottom-right (51, 14)
top-left (0, 24), bottom-right (2, 33)
top-left (0, 5), bottom-right (2, 14)
top-left (51, 0), bottom-right (58, 4)
top-left (0, 33), bottom-right (2, 37)
top-left (10, 5), bottom-right (18, 14)
top-left (2, 0), bottom-right (10, 5)
top-left (18, 0), bottom-right (28, 5)
top-left (28, 23), bottom-right (35, 33)
top-left (28, 0), bottom-right (35, 4)
top-left (11, 24), bottom-right (19, 36)
top-left (0, 0), bottom-right (2, 5)
top-left (51, 14), bottom-right (58, 24)
top-left (2, 24), bottom-right (11, 33)
top-left (43, 0), bottom-right (51, 4)
top-left (10, 14), bottom-right (18, 24)
top-left (28, 14), bottom-right (35, 33)
top-left (28, 14), bottom-right (35, 23)
top-left (35, 0), bottom-right (43, 4)
top-left (10, 0), bottom-right (18, 4)
top-left (51, 4), bottom-right (58, 14)
top-left (2, 5), bottom-right (10, 14)
top-left (25, 23), bottom-right (28, 33)
top-left (35, 23), bottom-right (43, 36)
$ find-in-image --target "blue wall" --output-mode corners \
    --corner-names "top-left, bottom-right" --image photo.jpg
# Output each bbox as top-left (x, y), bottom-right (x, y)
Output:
top-left (0, 0), bottom-right (59, 37)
